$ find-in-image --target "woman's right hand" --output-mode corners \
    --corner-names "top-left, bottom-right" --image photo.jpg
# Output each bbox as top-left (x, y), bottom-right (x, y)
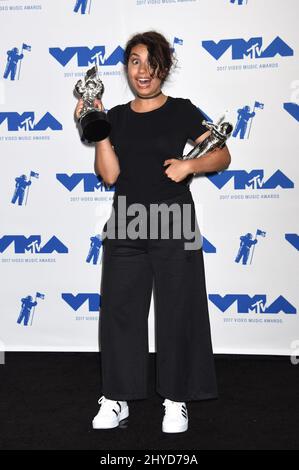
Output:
top-left (93, 98), bottom-right (105, 112)
top-left (75, 99), bottom-right (84, 120)
top-left (75, 98), bottom-right (105, 120)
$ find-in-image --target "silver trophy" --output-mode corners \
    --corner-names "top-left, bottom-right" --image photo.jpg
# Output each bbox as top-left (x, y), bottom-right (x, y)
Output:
top-left (177, 114), bottom-right (233, 184)
top-left (181, 114), bottom-right (233, 160)
top-left (74, 65), bottom-right (111, 142)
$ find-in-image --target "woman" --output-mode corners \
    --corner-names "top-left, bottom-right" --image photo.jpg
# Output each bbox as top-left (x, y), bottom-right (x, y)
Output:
top-left (75, 31), bottom-right (231, 433)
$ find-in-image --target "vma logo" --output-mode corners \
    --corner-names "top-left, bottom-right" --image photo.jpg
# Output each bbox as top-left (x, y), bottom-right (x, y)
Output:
top-left (49, 46), bottom-right (124, 67)
top-left (0, 236), bottom-right (68, 254)
top-left (203, 237), bottom-right (216, 253)
top-left (209, 295), bottom-right (296, 314)
top-left (208, 170), bottom-right (294, 190)
top-left (283, 103), bottom-right (299, 123)
top-left (56, 173), bottom-right (113, 192)
top-left (285, 234), bottom-right (299, 251)
top-left (0, 112), bottom-right (62, 131)
top-left (62, 293), bottom-right (100, 312)
top-left (202, 36), bottom-right (294, 60)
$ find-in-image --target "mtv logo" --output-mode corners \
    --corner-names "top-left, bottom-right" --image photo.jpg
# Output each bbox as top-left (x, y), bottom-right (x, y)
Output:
top-left (202, 36), bottom-right (293, 60)
top-left (61, 293), bottom-right (100, 312)
top-left (49, 46), bottom-right (124, 67)
top-left (0, 112), bottom-right (62, 131)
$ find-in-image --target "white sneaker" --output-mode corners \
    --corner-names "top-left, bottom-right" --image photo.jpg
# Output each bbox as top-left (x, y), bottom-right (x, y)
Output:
top-left (92, 395), bottom-right (129, 429)
top-left (162, 398), bottom-right (188, 433)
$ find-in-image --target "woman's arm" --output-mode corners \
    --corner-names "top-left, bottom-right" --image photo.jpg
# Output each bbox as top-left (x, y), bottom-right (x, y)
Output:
top-left (93, 99), bottom-right (120, 185)
top-left (187, 130), bottom-right (232, 175)
top-left (75, 98), bottom-right (120, 185)
top-left (94, 138), bottom-right (120, 185)
top-left (163, 130), bottom-right (232, 182)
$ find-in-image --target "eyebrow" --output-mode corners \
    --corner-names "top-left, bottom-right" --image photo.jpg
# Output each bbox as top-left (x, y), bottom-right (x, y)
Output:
top-left (129, 53), bottom-right (140, 57)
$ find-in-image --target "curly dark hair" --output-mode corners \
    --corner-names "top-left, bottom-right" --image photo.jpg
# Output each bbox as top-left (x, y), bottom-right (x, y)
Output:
top-left (123, 31), bottom-right (176, 84)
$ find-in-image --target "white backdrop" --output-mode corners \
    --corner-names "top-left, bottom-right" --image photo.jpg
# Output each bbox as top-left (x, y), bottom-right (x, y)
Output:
top-left (1, 0), bottom-right (298, 355)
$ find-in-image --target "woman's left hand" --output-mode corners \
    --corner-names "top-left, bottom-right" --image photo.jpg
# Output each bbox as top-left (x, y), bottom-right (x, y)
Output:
top-left (163, 159), bottom-right (192, 183)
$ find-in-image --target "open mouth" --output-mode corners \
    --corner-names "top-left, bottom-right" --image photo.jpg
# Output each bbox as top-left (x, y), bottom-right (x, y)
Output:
top-left (136, 78), bottom-right (151, 87)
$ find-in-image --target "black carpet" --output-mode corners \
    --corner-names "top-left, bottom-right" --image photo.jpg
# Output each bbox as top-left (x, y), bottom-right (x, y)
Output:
top-left (0, 353), bottom-right (298, 450)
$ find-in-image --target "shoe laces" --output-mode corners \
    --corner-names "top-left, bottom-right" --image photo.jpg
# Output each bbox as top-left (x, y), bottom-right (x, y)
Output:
top-left (98, 395), bottom-right (121, 413)
top-left (163, 399), bottom-right (187, 418)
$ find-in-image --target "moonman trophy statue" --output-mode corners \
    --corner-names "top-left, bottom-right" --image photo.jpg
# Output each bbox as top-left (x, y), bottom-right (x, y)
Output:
top-left (74, 65), bottom-right (111, 142)
top-left (178, 114), bottom-right (233, 184)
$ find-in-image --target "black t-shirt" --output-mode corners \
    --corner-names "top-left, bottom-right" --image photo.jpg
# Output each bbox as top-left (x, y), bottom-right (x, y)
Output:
top-left (107, 96), bottom-right (207, 205)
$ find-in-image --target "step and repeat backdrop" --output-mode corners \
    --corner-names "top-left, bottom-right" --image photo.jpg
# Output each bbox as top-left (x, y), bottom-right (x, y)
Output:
top-left (1, 0), bottom-right (298, 355)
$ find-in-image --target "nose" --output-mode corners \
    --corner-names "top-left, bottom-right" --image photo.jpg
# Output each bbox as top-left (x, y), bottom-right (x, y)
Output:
top-left (138, 61), bottom-right (148, 75)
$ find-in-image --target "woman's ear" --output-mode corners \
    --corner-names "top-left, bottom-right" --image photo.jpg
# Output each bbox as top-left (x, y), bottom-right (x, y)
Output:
top-left (123, 65), bottom-right (129, 82)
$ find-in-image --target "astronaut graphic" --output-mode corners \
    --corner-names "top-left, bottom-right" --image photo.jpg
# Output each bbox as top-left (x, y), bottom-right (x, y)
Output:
top-left (235, 230), bottom-right (266, 265)
top-left (232, 101), bottom-right (264, 140)
top-left (235, 233), bottom-right (257, 265)
top-left (3, 48), bottom-right (23, 80)
top-left (17, 292), bottom-right (45, 326)
top-left (232, 106), bottom-right (255, 139)
top-left (73, 0), bottom-right (90, 14)
top-left (17, 296), bottom-right (37, 326)
top-left (230, 0), bottom-right (247, 4)
top-left (3, 44), bottom-right (31, 81)
top-left (11, 171), bottom-right (39, 206)
top-left (11, 175), bottom-right (31, 206)
top-left (86, 235), bottom-right (102, 265)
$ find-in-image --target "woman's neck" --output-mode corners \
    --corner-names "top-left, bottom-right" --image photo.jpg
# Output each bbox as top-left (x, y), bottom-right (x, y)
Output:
top-left (131, 93), bottom-right (168, 112)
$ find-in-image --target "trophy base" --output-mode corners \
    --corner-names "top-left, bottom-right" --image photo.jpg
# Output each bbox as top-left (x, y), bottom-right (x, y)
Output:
top-left (80, 110), bottom-right (111, 143)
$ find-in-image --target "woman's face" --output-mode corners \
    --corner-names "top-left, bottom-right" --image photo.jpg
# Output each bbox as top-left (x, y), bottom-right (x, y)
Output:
top-left (127, 44), bottom-right (163, 97)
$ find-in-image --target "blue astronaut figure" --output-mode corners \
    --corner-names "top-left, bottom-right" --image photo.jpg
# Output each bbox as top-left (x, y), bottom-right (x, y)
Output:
top-left (11, 175), bottom-right (31, 206)
top-left (3, 47), bottom-right (24, 81)
top-left (232, 105), bottom-right (255, 139)
top-left (230, 0), bottom-right (245, 4)
top-left (74, 0), bottom-right (88, 14)
top-left (86, 235), bottom-right (102, 265)
top-left (17, 296), bottom-right (37, 326)
top-left (235, 233), bottom-right (257, 265)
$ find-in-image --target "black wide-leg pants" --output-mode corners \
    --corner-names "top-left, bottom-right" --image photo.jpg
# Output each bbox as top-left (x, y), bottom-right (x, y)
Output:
top-left (99, 191), bottom-right (218, 402)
